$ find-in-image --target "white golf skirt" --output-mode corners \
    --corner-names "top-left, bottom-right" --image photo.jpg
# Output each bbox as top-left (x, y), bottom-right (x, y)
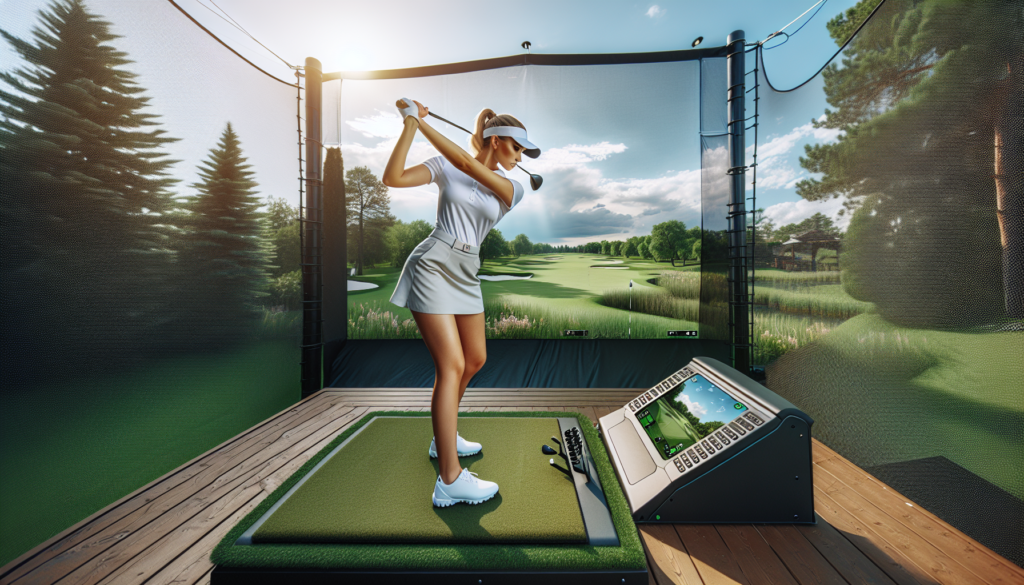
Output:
top-left (389, 227), bottom-right (483, 315)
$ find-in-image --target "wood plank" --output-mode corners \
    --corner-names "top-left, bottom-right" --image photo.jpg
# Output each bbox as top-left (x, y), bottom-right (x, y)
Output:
top-left (108, 407), bottom-right (385, 585)
top-left (813, 483), bottom-right (937, 585)
top-left (811, 439), bottom-right (837, 465)
top-left (21, 403), bottom-right (369, 585)
top-left (675, 524), bottom-right (751, 585)
top-left (716, 524), bottom-right (799, 585)
top-left (327, 401), bottom-right (637, 407)
top-left (816, 461), bottom-right (987, 585)
top-left (324, 388), bottom-right (649, 393)
top-left (0, 392), bottom-right (349, 584)
top-left (142, 407), bottom-right (386, 585)
top-left (756, 524), bottom-right (848, 584)
top-left (795, 514), bottom-right (899, 585)
top-left (638, 524), bottom-right (705, 585)
top-left (815, 443), bottom-right (1024, 585)
top-left (62, 404), bottom-right (372, 585)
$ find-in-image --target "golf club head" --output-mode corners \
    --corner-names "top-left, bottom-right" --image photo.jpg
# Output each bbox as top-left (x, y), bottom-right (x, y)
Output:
top-left (517, 164), bottom-right (542, 191)
top-left (542, 444), bottom-right (556, 455)
top-left (529, 173), bottom-right (543, 191)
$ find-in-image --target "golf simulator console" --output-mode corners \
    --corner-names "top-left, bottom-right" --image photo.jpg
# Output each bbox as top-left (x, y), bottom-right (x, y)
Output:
top-left (600, 356), bottom-right (815, 524)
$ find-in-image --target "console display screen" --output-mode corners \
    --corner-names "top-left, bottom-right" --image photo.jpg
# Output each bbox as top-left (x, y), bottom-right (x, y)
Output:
top-left (635, 374), bottom-right (748, 460)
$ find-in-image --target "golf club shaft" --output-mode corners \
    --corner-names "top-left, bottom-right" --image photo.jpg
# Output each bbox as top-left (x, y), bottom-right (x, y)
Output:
top-left (427, 112), bottom-right (535, 177)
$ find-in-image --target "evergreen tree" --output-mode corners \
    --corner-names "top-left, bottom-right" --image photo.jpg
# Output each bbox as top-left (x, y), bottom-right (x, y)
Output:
top-left (796, 0), bottom-right (1023, 326)
top-left (0, 0), bottom-right (182, 378)
top-left (173, 122), bottom-right (275, 346)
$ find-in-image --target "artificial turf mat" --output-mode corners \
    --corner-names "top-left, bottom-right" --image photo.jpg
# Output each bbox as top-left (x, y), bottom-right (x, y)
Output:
top-left (251, 417), bottom-right (587, 544)
top-left (211, 410), bottom-right (646, 573)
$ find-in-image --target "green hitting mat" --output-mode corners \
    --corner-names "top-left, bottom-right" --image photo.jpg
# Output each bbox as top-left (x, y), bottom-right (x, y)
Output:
top-left (210, 411), bottom-right (647, 583)
top-left (252, 416), bottom-right (586, 544)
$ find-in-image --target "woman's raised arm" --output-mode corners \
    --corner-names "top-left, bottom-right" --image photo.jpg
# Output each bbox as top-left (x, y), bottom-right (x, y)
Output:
top-left (382, 114), bottom-right (431, 188)
top-left (415, 116), bottom-right (515, 207)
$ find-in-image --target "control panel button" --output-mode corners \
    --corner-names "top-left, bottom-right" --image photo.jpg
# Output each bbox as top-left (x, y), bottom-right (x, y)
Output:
top-left (723, 426), bottom-right (738, 440)
top-left (729, 421), bottom-right (746, 435)
top-left (738, 418), bottom-right (755, 431)
top-left (716, 431), bottom-right (730, 445)
top-left (744, 412), bottom-right (764, 426)
top-left (709, 436), bottom-right (723, 450)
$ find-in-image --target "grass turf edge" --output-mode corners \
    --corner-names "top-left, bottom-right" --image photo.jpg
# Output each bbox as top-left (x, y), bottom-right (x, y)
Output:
top-left (210, 410), bottom-right (646, 572)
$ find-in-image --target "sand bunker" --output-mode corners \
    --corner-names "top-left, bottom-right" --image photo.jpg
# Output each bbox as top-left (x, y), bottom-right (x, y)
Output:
top-left (348, 280), bottom-right (379, 291)
top-left (479, 274), bottom-right (533, 281)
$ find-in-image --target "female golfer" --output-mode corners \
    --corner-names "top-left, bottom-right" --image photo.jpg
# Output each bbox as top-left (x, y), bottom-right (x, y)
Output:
top-left (383, 97), bottom-right (540, 507)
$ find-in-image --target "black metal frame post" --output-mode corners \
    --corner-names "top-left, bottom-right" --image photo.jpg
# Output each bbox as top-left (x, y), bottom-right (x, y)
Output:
top-left (301, 57), bottom-right (324, 398)
top-left (726, 31), bottom-right (750, 374)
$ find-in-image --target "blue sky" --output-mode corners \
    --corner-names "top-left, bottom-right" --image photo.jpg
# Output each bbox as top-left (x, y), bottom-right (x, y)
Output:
top-left (673, 374), bottom-right (747, 423)
top-left (1, 0), bottom-right (866, 243)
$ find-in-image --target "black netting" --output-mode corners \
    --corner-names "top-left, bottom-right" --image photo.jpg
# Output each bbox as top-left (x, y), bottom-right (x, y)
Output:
top-left (755, 0), bottom-right (1024, 565)
top-left (0, 0), bottom-right (299, 567)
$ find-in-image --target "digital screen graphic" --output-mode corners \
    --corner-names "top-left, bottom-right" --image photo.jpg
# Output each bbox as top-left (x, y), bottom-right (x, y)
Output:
top-left (635, 374), bottom-right (747, 460)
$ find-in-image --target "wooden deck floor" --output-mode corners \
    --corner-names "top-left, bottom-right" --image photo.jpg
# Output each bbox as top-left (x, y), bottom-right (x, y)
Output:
top-left (3, 388), bottom-right (1023, 585)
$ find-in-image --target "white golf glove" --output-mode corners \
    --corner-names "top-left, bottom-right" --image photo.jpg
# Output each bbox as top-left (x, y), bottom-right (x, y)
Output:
top-left (397, 97), bottom-right (419, 121)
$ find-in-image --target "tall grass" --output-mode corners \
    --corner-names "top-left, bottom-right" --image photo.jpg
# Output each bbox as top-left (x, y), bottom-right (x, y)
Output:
top-left (751, 270), bottom-right (841, 284)
top-left (348, 302), bottom-right (422, 339)
top-left (753, 286), bottom-right (871, 319)
top-left (346, 298), bottom-right (698, 339)
top-left (600, 287), bottom-right (699, 321)
top-left (653, 271), bottom-right (701, 299)
top-left (481, 297), bottom-right (697, 339)
top-left (752, 312), bottom-right (837, 365)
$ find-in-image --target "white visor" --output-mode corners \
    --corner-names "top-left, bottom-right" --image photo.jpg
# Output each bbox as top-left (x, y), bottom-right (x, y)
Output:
top-left (482, 126), bottom-right (541, 159)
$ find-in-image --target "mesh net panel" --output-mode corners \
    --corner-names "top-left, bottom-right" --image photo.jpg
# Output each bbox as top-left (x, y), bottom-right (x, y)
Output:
top-left (0, 0), bottom-right (299, 566)
top-left (754, 0), bottom-right (1024, 565)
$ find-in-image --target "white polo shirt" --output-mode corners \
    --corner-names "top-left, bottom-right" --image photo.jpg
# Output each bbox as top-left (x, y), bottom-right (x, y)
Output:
top-left (422, 155), bottom-right (525, 247)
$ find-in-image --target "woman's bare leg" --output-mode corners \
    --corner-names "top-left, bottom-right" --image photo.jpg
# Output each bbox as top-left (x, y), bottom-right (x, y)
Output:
top-left (454, 312), bottom-right (487, 403)
top-left (412, 310), bottom-right (465, 485)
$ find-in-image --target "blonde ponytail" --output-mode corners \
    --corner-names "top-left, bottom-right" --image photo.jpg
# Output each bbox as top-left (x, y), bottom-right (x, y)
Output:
top-left (469, 108), bottom-right (527, 156)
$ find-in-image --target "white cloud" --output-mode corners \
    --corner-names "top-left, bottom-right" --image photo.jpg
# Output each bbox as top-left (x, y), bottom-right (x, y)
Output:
top-left (340, 134), bottom-right (702, 241)
top-left (745, 116), bottom-right (843, 191)
top-left (682, 395), bottom-right (706, 418)
top-left (346, 110), bottom-right (404, 139)
top-left (762, 197), bottom-right (850, 231)
top-left (646, 5), bottom-right (666, 18)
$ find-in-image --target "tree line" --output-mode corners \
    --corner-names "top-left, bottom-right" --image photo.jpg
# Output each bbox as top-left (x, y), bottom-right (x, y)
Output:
top-left (0, 0), bottom-right (301, 383)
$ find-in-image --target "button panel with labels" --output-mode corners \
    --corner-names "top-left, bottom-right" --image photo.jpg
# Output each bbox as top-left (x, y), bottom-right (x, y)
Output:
top-left (628, 367), bottom-right (692, 413)
top-left (665, 405), bottom-right (773, 479)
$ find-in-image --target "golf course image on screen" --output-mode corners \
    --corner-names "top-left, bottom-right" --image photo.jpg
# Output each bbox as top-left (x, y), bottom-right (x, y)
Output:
top-left (635, 374), bottom-right (747, 460)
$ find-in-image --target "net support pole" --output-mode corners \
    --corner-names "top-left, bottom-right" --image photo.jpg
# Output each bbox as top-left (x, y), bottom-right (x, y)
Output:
top-left (726, 31), bottom-right (750, 374)
top-left (301, 56), bottom-right (324, 398)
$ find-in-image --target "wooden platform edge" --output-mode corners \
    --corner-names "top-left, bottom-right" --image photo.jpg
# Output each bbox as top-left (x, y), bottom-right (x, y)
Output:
top-left (0, 389), bottom-right (337, 579)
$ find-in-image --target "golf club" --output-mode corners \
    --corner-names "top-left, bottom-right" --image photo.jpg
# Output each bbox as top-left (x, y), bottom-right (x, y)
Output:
top-left (427, 111), bottom-right (543, 191)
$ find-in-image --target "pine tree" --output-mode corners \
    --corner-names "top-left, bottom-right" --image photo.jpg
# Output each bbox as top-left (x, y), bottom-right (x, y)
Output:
top-left (172, 122), bottom-right (275, 346)
top-left (795, 0), bottom-right (1023, 327)
top-left (0, 0), bottom-right (182, 379)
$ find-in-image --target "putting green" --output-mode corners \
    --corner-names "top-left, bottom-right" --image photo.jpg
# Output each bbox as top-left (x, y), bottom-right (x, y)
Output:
top-left (212, 411), bottom-right (646, 573)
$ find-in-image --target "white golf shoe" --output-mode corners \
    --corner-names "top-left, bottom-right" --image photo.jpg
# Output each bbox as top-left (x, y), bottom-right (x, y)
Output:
top-left (429, 433), bottom-right (482, 459)
top-left (432, 468), bottom-right (499, 507)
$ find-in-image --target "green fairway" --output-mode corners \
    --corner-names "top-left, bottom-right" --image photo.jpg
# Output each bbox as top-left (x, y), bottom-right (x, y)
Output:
top-left (766, 313), bottom-right (1024, 499)
top-left (347, 253), bottom-right (699, 339)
